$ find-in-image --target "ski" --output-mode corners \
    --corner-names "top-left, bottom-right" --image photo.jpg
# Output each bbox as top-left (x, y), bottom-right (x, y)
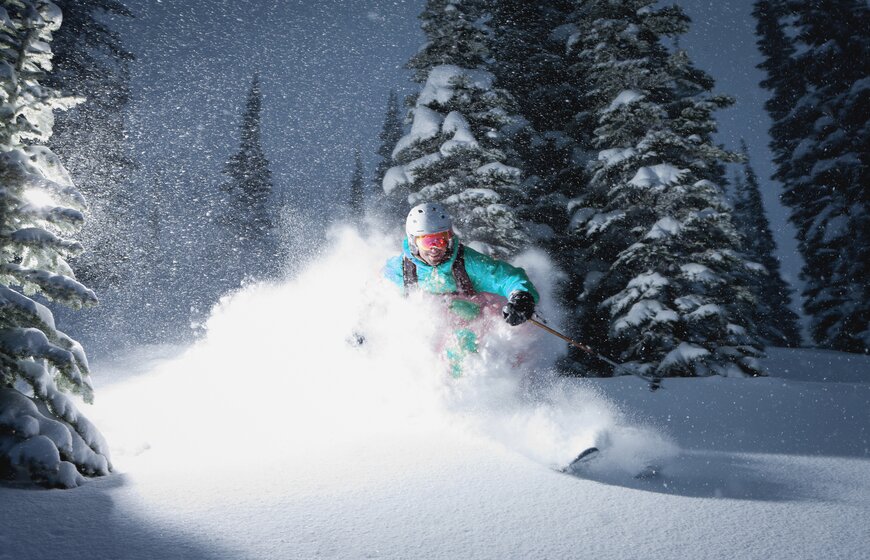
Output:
top-left (558, 446), bottom-right (663, 480)
top-left (558, 446), bottom-right (600, 474)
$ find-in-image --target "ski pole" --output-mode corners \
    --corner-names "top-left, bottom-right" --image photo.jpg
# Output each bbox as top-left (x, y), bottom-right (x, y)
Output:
top-left (528, 317), bottom-right (662, 392)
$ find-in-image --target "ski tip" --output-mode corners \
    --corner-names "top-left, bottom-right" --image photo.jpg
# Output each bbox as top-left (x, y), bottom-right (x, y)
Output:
top-left (572, 446), bottom-right (600, 462)
top-left (561, 446), bottom-right (601, 474)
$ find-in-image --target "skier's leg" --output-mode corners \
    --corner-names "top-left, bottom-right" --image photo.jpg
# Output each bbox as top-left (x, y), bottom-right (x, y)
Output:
top-left (445, 328), bottom-right (479, 378)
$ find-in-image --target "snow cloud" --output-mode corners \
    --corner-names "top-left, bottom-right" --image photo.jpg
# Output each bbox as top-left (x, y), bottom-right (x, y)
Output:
top-left (93, 226), bottom-right (677, 480)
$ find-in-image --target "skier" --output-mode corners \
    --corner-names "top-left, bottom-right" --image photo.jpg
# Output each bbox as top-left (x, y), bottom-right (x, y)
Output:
top-left (384, 202), bottom-right (539, 376)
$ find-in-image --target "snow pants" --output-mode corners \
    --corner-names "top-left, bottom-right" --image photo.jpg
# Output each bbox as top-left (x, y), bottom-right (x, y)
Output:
top-left (441, 293), bottom-right (505, 378)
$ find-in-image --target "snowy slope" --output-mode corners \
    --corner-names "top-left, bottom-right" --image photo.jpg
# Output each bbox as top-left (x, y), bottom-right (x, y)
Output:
top-left (2, 229), bottom-right (868, 560)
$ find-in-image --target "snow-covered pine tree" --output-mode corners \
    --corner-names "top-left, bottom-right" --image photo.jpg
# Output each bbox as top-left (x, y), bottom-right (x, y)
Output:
top-left (218, 73), bottom-right (278, 284)
top-left (372, 90), bottom-right (406, 225)
top-left (385, 0), bottom-right (528, 257)
top-left (564, 0), bottom-right (763, 378)
top-left (0, 0), bottom-right (111, 487)
top-left (732, 140), bottom-right (802, 347)
top-left (349, 149), bottom-right (365, 218)
top-left (771, 0), bottom-right (869, 353)
top-left (488, 0), bottom-right (617, 338)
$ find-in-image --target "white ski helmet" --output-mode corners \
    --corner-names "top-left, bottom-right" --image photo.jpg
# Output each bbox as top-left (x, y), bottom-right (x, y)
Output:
top-left (406, 202), bottom-right (453, 252)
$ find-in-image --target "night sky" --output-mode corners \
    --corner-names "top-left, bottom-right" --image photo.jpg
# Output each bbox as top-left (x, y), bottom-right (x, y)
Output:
top-left (114, 0), bottom-right (804, 317)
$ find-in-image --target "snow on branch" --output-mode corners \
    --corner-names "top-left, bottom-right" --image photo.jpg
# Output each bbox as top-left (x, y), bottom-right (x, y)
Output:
top-left (603, 271), bottom-right (670, 318)
top-left (417, 64), bottom-right (494, 107)
top-left (628, 164), bottom-right (687, 189)
top-left (440, 111), bottom-right (478, 154)
top-left (598, 147), bottom-right (637, 167)
top-left (656, 342), bottom-right (711, 375)
top-left (1, 263), bottom-right (97, 307)
top-left (0, 148), bottom-right (86, 210)
top-left (7, 226), bottom-right (83, 254)
top-left (444, 187), bottom-right (500, 205)
top-left (0, 327), bottom-right (90, 398)
top-left (644, 216), bottom-right (682, 240)
top-left (679, 263), bottom-right (722, 285)
top-left (0, 284), bottom-right (57, 331)
top-left (474, 162), bottom-right (520, 180)
top-left (613, 299), bottom-right (678, 333)
top-left (605, 89), bottom-right (645, 112)
top-left (392, 106), bottom-right (444, 159)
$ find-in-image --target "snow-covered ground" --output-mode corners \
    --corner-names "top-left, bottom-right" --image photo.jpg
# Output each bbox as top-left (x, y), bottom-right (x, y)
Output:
top-left (2, 229), bottom-right (869, 560)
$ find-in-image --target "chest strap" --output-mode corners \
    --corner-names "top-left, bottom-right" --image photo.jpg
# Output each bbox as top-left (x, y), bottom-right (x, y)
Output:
top-left (402, 245), bottom-right (477, 296)
top-left (402, 254), bottom-right (418, 292)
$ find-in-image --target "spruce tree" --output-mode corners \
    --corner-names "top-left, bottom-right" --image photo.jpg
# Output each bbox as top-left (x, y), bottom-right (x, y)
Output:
top-left (372, 90), bottom-right (405, 224)
top-left (218, 73), bottom-right (278, 285)
top-left (488, 0), bottom-right (575, 134)
top-left (772, 0), bottom-right (869, 353)
top-left (752, 0), bottom-right (805, 155)
top-left (487, 0), bottom-right (583, 246)
top-left (349, 149), bottom-right (365, 218)
top-left (385, 0), bottom-right (528, 257)
top-left (0, 0), bottom-right (111, 487)
top-left (732, 141), bottom-right (802, 347)
top-left (563, 0), bottom-right (763, 378)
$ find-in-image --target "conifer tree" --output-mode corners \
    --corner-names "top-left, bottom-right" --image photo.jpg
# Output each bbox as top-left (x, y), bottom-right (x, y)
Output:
top-left (770, 0), bottom-right (869, 353)
top-left (732, 141), bottom-right (802, 347)
top-left (372, 90), bottom-right (405, 223)
top-left (0, 0), bottom-right (111, 487)
top-left (487, 0), bottom-right (582, 246)
top-left (563, 0), bottom-right (763, 378)
top-left (752, 0), bottom-right (805, 161)
top-left (385, 0), bottom-right (528, 257)
top-left (349, 149), bottom-right (365, 218)
top-left (218, 73), bottom-right (278, 284)
top-left (488, 0), bottom-right (574, 134)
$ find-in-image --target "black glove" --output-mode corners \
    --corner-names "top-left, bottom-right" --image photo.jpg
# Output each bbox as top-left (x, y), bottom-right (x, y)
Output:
top-left (503, 291), bottom-right (535, 326)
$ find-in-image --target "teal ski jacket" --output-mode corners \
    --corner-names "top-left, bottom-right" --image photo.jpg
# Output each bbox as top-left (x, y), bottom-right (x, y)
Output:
top-left (384, 239), bottom-right (539, 302)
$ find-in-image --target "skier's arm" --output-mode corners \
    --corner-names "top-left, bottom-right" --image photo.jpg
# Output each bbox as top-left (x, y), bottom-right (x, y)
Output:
top-left (382, 256), bottom-right (405, 288)
top-left (463, 248), bottom-right (539, 302)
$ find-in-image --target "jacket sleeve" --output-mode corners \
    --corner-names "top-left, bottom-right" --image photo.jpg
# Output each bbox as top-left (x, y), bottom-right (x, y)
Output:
top-left (463, 247), bottom-right (540, 302)
top-left (383, 255), bottom-right (405, 288)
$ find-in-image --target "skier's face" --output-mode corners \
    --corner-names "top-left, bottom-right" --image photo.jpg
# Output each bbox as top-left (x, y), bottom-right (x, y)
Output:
top-left (416, 231), bottom-right (451, 266)
top-left (419, 245), bottom-right (448, 266)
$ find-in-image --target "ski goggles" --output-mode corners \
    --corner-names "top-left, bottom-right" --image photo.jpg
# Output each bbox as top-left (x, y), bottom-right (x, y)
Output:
top-left (416, 231), bottom-right (452, 250)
